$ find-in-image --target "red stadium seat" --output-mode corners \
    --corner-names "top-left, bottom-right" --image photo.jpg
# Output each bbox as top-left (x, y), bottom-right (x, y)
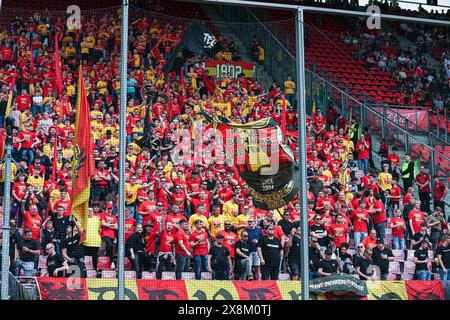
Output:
top-left (97, 257), bottom-right (111, 270)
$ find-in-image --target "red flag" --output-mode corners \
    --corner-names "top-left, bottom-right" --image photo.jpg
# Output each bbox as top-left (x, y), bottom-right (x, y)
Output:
top-left (29, 50), bottom-right (34, 70)
top-left (72, 65), bottom-right (95, 242)
top-left (51, 134), bottom-right (58, 181)
top-left (151, 41), bottom-right (162, 61)
top-left (282, 98), bottom-right (287, 141)
top-left (180, 67), bottom-right (185, 87)
top-left (167, 85), bottom-right (173, 119)
top-left (201, 74), bottom-right (216, 95)
top-left (54, 33), bottom-right (63, 97)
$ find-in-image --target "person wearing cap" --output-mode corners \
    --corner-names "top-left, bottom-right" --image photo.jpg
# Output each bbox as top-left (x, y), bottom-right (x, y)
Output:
top-left (371, 238), bottom-right (394, 280)
top-left (414, 239), bottom-right (432, 280)
top-left (208, 233), bottom-right (232, 280)
top-left (17, 229), bottom-right (41, 276)
top-left (317, 248), bottom-right (341, 277)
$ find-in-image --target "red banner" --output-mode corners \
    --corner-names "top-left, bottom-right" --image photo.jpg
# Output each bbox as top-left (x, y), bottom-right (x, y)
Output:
top-left (137, 280), bottom-right (188, 300)
top-left (405, 280), bottom-right (444, 300)
top-left (233, 281), bottom-right (282, 300)
top-left (370, 107), bottom-right (429, 131)
top-left (37, 277), bottom-right (88, 300)
top-left (35, 278), bottom-right (447, 301)
top-left (205, 60), bottom-right (255, 79)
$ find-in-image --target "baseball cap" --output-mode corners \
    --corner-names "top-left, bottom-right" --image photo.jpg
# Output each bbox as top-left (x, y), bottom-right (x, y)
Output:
top-left (324, 249), bottom-right (333, 256)
top-left (216, 234), bottom-right (225, 239)
top-left (376, 238), bottom-right (384, 244)
top-left (106, 203), bottom-right (113, 209)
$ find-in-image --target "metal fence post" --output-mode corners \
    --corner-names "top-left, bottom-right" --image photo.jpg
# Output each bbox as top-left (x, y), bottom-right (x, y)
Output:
top-left (404, 119), bottom-right (409, 154)
top-left (295, 7), bottom-right (309, 301)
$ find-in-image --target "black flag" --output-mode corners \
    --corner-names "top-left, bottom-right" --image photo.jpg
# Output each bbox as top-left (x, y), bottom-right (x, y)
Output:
top-left (200, 106), bottom-right (299, 210)
top-left (162, 20), bottom-right (216, 74)
top-left (137, 104), bottom-right (152, 149)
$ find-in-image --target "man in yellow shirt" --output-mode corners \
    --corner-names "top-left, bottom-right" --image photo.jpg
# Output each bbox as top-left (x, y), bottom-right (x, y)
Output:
top-left (223, 195), bottom-right (240, 229)
top-left (378, 163), bottom-right (393, 191)
top-left (208, 205), bottom-right (224, 238)
top-left (27, 168), bottom-right (44, 194)
top-left (236, 205), bottom-right (252, 237)
top-left (188, 203), bottom-right (209, 233)
top-left (84, 208), bottom-right (103, 269)
top-left (284, 75), bottom-right (296, 110)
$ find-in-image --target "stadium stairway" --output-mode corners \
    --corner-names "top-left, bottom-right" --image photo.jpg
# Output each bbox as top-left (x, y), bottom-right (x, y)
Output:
top-left (201, 4), bottom-right (275, 90)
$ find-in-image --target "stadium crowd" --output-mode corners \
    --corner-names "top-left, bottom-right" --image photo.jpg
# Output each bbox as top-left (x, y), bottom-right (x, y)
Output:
top-left (0, 1), bottom-right (449, 283)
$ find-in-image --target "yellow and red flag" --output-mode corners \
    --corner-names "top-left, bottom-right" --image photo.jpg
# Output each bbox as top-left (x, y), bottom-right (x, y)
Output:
top-left (72, 65), bottom-right (94, 241)
top-left (54, 33), bottom-right (63, 97)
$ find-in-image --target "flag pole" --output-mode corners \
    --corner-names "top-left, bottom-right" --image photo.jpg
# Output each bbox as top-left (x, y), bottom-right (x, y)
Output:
top-left (118, 0), bottom-right (129, 301)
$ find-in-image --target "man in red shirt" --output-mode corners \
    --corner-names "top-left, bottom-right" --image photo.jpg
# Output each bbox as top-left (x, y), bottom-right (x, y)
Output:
top-left (92, 161), bottom-right (111, 204)
top-left (101, 203), bottom-right (118, 269)
top-left (18, 123), bottom-right (39, 165)
top-left (355, 134), bottom-right (370, 175)
top-left (124, 208), bottom-right (137, 243)
top-left (190, 219), bottom-right (210, 280)
top-left (155, 213), bottom-right (176, 279)
top-left (415, 166), bottom-right (431, 213)
top-left (12, 173), bottom-right (28, 220)
top-left (390, 208), bottom-right (406, 250)
top-left (217, 222), bottom-right (239, 272)
top-left (370, 193), bottom-right (387, 240)
top-left (329, 214), bottom-right (349, 249)
top-left (389, 179), bottom-right (401, 213)
top-left (409, 200), bottom-right (425, 236)
top-left (16, 89), bottom-right (31, 112)
top-left (433, 175), bottom-right (448, 214)
top-left (361, 229), bottom-right (378, 249)
top-left (23, 204), bottom-right (42, 242)
top-left (351, 200), bottom-right (369, 246)
top-left (174, 219), bottom-right (192, 280)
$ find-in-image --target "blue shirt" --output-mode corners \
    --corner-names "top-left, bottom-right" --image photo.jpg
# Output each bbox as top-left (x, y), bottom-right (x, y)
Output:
top-left (245, 227), bottom-right (263, 252)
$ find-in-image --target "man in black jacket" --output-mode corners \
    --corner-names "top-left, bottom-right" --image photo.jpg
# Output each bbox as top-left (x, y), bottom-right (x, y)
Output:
top-left (126, 224), bottom-right (146, 279)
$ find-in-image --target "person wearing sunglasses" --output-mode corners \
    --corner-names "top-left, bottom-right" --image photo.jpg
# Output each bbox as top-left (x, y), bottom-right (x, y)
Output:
top-left (44, 243), bottom-right (69, 277)
top-left (235, 232), bottom-right (252, 280)
top-left (257, 224), bottom-right (283, 280)
top-left (244, 218), bottom-right (263, 280)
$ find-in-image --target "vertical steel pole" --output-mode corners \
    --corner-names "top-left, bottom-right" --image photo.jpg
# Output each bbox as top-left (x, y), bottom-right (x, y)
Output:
top-left (295, 8), bottom-right (309, 301)
top-left (118, 0), bottom-right (129, 301)
top-left (1, 142), bottom-right (12, 300)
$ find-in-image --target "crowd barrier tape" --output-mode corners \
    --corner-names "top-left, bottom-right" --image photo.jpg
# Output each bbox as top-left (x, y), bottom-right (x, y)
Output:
top-left (36, 278), bottom-right (449, 300)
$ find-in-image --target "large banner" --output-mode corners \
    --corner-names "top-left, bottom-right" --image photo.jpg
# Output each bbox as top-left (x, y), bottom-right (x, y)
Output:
top-left (309, 273), bottom-right (368, 297)
top-left (205, 60), bottom-right (255, 79)
top-left (369, 107), bottom-right (429, 131)
top-left (35, 278), bottom-right (448, 300)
